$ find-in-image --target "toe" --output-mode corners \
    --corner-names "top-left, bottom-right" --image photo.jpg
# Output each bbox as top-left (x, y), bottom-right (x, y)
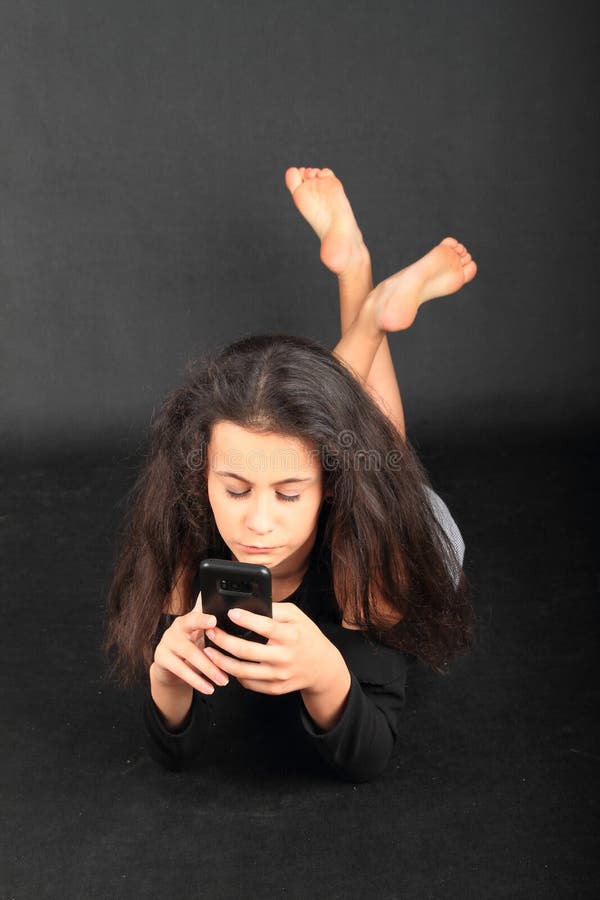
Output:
top-left (285, 167), bottom-right (303, 193)
top-left (441, 236), bottom-right (458, 248)
top-left (463, 260), bottom-right (477, 283)
top-left (318, 168), bottom-right (334, 177)
top-left (461, 252), bottom-right (472, 265)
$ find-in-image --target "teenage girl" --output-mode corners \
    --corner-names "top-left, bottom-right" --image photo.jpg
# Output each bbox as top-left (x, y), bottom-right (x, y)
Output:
top-left (104, 167), bottom-right (477, 782)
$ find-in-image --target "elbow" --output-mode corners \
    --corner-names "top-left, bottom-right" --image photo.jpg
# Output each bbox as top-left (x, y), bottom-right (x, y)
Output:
top-left (326, 730), bottom-right (397, 784)
top-left (334, 750), bottom-right (394, 784)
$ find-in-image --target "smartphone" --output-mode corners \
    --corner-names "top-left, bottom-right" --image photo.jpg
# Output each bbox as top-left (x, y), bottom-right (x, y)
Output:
top-left (195, 559), bottom-right (272, 645)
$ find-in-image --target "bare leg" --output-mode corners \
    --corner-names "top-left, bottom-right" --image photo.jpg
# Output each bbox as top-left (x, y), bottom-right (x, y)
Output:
top-left (285, 167), bottom-right (477, 436)
top-left (285, 167), bottom-right (406, 437)
top-left (337, 252), bottom-right (407, 438)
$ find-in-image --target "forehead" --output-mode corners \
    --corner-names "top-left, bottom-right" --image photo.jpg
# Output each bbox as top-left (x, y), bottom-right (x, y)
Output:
top-left (207, 421), bottom-right (320, 478)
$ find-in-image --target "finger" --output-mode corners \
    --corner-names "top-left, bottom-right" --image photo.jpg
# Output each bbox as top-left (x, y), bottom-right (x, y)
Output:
top-left (270, 602), bottom-right (299, 624)
top-left (167, 631), bottom-right (230, 686)
top-left (237, 678), bottom-right (284, 695)
top-left (161, 649), bottom-right (216, 695)
top-left (238, 678), bottom-right (261, 693)
top-left (177, 610), bottom-right (217, 632)
top-left (203, 645), bottom-right (274, 681)
top-left (227, 608), bottom-right (280, 640)
top-left (174, 644), bottom-right (229, 687)
top-left (205, 626), bottom-right (271, 662)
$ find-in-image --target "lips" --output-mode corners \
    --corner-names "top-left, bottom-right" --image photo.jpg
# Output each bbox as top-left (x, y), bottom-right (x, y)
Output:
top-left (241, 545), bottom-right (277, 551)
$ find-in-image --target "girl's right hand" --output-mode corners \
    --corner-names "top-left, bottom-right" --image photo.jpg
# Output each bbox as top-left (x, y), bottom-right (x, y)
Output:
top-left (151, 611), bottom-right (230, 694)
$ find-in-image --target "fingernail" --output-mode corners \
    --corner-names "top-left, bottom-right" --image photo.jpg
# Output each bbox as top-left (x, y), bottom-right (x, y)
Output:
top-left (228, 608), bottom-right (242, 621)
top-left (216, 675), bottom-right (229, 686)
top-left (206, 629), bottom-right (216, 640)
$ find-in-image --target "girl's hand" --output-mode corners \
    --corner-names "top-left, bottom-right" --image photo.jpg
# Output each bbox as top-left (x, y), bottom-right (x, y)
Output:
top-left (151, 610), bottom-right (231, 695)
top-left (202, 603), bottom-right (348, 698)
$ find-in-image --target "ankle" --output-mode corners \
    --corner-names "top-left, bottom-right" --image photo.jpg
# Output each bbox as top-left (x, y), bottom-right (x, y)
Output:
top-left (356, 291), bottom-right (386, 342)
top-left (336, 240), bottom-right (371, 284)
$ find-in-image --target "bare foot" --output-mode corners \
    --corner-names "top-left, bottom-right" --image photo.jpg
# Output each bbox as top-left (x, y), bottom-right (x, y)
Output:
top-left (285, 166), bottom-right (369, 276)
top-left (371, 238), bottom-right (478, 331)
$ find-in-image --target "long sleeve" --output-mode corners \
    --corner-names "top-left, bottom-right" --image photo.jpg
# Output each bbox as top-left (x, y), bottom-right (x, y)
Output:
top-left (141, 630), bottom-right (410, 780)
top-left (298, 623), bottom-right (410, 783)
top-left (141, 685), bottom-right (212, 771)
top-left (294, 487), bottom-right (465, 782)
top-left (140, 613), bottom-right (214, 771)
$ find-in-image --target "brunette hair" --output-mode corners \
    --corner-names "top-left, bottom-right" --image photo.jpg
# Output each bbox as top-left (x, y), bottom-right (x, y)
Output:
top-left (103, 333), bottom-right (474, 687)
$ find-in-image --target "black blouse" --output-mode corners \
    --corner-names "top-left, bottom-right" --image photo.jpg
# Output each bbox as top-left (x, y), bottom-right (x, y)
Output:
top-left (142, 507), bottom-right (413, 783)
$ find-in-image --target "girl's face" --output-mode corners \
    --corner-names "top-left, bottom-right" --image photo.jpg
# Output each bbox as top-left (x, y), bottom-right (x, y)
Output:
top-left (206, 421), bottom-right (325, 578)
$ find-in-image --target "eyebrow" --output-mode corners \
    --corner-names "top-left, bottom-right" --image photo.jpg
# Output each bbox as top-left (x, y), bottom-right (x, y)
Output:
top-left (214, 470), bottom-right (314, 486)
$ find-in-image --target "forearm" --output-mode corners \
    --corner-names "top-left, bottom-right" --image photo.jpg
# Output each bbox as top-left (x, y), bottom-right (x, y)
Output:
top-left (149, 663), bottom-right (194, 730)
top-left (300, 645), bottom-right (352, 732)
top-left (335, 251), bottom-right (406, 438)
top-left (299, 624), bottom-right (409, 782)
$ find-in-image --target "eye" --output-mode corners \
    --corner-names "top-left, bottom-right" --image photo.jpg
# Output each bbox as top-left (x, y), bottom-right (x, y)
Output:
top-left (225, 489), bottom-right (300, 502)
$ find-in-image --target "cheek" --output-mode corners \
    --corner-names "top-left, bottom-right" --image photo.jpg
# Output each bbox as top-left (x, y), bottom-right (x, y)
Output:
top-left (292, 497), bottom-right (322, 537)
top-left (207, 483), bottom-right (227, 525)
top-left (206, 483), bottom-right (217, 515)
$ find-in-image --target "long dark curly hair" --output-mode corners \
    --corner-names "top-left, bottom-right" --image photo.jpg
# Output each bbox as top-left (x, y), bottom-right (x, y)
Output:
top-left (103, 333), bottom-right (474, 687)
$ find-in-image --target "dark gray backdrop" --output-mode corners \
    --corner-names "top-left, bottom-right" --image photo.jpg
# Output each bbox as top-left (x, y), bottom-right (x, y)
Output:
top-left (2, 0), bottom-right (598, 453)
top-left (2, 5), bottom-right (599, 899)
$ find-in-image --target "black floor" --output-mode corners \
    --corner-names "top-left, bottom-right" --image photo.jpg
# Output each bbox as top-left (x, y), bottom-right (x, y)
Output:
top-left (2, 427), bottom-right (598, 899)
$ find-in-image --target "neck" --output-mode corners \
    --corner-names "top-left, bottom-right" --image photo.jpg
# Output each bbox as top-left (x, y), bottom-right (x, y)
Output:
top-left (271, 559), bottom-right (311, 603)
top-left (270, 527), bottom-right (318, 602)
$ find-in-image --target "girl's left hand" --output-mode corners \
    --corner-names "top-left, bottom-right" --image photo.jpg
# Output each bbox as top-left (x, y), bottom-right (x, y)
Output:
top-left (202, 603), bottom-right (345, 696)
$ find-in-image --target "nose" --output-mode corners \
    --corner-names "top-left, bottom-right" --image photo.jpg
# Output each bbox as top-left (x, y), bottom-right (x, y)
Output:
top-left (244, 491), bottom-right (275, 536)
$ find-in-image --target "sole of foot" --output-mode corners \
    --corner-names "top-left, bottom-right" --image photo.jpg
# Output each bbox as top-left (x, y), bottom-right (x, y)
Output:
top-left (374, 237), bottom-right (477, 332)
top-left (285, 166), bottom-right (369, 276)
